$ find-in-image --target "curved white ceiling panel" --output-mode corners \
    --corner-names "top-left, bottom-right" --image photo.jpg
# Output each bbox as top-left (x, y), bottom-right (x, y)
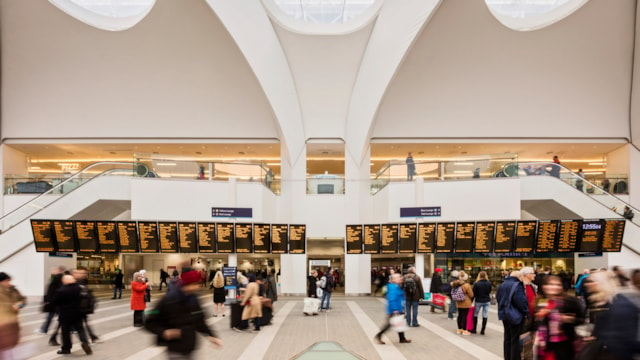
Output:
top-left (485, 0), bottom-right (589, 31)
top-left (49, 0), bottom-right (155, 31)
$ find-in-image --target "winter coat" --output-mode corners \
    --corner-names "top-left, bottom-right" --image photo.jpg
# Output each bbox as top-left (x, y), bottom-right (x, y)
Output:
top-left (43, 273), bottom-right (63, 313)
top-left (403, 273), bottom-right (425, 302)
top-left (241, 282), bottom-right (262, 320)
top-left (265, 275), bottom-right (278, 302)
top-left (0, 285), bottom-right (25, 350)
top-left (385, 283), bottom-right (406, 314)
top-left (130, 281), bottom-right (148, 311)
top-left (452, 280), bottom-right (474, 309)
top-left (52, 283), bottom-right (83, 323)
top-left (496, 276), bottom-right (529, 324)
top-left (429, 273), bottom-right (443, 293)
top-left (472, 279), bottom-right (492, 303)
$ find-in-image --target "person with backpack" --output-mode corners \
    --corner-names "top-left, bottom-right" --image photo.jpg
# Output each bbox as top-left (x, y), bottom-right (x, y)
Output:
top-left (496, 271), bottom-right (529, 360)
top-left (318, 268), bottom-right (335, 312)
top-left (403, 267), bottom-right (424, 327)
top-left (451, 271), bottom-right (474, 335)
top-left (73, 267), bottom-right (99, 343)
top-left (51, 274), bottom-right (92, 355)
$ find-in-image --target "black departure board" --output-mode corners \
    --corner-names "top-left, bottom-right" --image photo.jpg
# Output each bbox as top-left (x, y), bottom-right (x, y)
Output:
top-left (346, 225), bottom-right (363, 254)
top-left (399, 223), bottom-right (417, 253)
top-left (535, 220), bottom-right (558, 253)
top-left (253, 224), bottom-right (270, 254)
top-left (117, 221), bottom-right (139, 253)
top-left (96, 221), bottom-right (118, 253)
top-left (380, 224), bottom-right (399, 254)
top-left (417, 223), bottom-right (436, 253)
top-left (271, 224), bottom-right (288, 254)
top-left (53, 220), bottom-right (76, 252)
top-left (178, 222), bottom-right (198, 253)
top-left (75, 221), bottom-right (98, 253)
top-left (557, 220), bottom-right (580, 252)
top-left (235, 223), bottom-right (252, 253)
top-left (197, 223), bottom-right (215, 253)
top-left (289, 225), bottom-right (306, 254)
top-left (454, 222), bottom-right (475, 253)
top-left (578, 220), bottom-right (602, 253)
top-left (515, 221), bottom-right (537, 252)
top-left (138, 221), bottom-right (159, 253)
top-left (474, 221), bottom-right (495, 253)
top-left (31, 220), bottom-right (55, 252)
top-left (363, 224), bottom-right (381, 254)
top-left (216, 223), bottom-right (235, 253)
top-left (494, 221), bottom-right (516, 253)
top-left (436, 222), bottom-right (455, 253)
top-left (158, 222), bottom-right (178, 253)
top-left (601, 219), bottom-right (625, 252)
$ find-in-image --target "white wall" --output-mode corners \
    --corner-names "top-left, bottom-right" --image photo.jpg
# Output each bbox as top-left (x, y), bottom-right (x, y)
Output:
top-left (345, 254), bottom-right (371, 295)
top-left (279, 254), bottom-right (307, 296)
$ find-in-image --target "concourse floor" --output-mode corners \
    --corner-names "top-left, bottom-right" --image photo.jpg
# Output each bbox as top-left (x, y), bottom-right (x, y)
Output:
top-left (11, 288), bottom-right (505, 360)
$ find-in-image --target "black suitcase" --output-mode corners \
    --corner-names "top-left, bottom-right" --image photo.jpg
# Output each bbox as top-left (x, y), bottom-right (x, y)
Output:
top-left (230, 301), bottom-right (243, 328)
top-left (259, 306), bottom-right (273, 326)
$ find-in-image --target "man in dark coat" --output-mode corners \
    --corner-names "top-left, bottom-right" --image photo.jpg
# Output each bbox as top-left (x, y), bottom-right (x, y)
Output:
top-left (429, 268), bottom-right (443, 313)
top-left (112, 269), bottom-right (124, 299)
top-left (403, 267), bottom-right (424, 327)
top-left (37, 266), bottom-right (64, 336)
top-left (496, 271), bottom-right (529, 360)
top-left (52, 275), bottom-right (92, 355)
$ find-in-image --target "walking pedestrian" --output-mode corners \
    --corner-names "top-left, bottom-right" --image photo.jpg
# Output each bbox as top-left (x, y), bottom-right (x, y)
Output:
top-left (0, 272), bottom-right (27, 359)
top-left (374, 273), bottom-right (412, 345)
top-left (52, 274), bottom-right (92, 355)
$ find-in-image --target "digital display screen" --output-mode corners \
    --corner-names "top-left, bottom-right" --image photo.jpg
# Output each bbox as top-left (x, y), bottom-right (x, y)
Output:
top-left (138, 221), bottom-right (159, 253)
top-left (75, 221), bottom-right (98, 253)
top-left (578, 220), bottom-right (602, 253)
top-left (197, 223), bottom-right (215, 253)
top-left (253, 224), bottom-right (270, 254)
top-left (96, 221), bottom-right (118, 253)
top-left (535, 220), bottom-right (558, 253)
top-left (380, 224), bottom-right (399, 254)
top-left (158, 222), bottom-right (178, 253)
top-left (474, 221), bottom-right (495, 253)
top-left (601, 219), bottom-right (625, 252)
top-left (454, 222), bottom-right (475, 253)
top-left (515, 221), bottom-right (537, 252)
top-left (271, 224), bottom-right (288, 254)
top-left (178, 222), bottom-right (198, 253)
top-left (346, 225), bottom-right (363, 254)
top-left (235, 223), bottom-right (252, 253)
top-left (399, 223), bottom-right (417, 253)
top-left (31, 220), bottom-right (55, 252)
top-left (557, 220), bottom-right (580, 252)
top-left (363, 224), bottom-right (381, 254)
top-left (216, 223), bottom-right (235, 253)
top-left (436, 222), bottom-right (455, 253)
top-left (117, 221), bottom-right (139, 253)
top-left (417, 223), bottom-right (436, 253)
top-left (289, 225), bottom-right (306, 254)
top-left (494, 221), bottom-right (516, 253)
top-left (53, 220), bottom-right (76, 252)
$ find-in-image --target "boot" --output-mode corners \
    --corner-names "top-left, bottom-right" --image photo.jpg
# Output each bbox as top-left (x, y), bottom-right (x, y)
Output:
top-left (470, 317), bottom-right (478, 334)
top-left (480, 318), bottom-right (487, 335)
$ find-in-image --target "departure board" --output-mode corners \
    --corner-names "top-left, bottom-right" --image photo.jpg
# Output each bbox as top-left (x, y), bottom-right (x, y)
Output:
top-left (138, 221), bottom-right (159, 253)
top-left (178, 222), bottom-right (198, 253)
top-left (197, 223), bottom-right (215, 253)
top-left (289, 225), bottom-right (306, 254)
top-left (535, 220), bottom-right (558, 253)
top-left (96, 221), bottom-right (118, 253)
top-left (75, 221), bottom-right (98, 253)
top-left (399, 223), bottom-right (417, 253)
top-left (31, 220), bottom-right (55, 252)
top-left (515, 221), bottom-right (537, 252)
top-left (601, 219), bottom-right (625, 252)
top-left (436, 222), bottom-right (455, 253)
top-left (253, 224), bottom-right (270, 254)
top-left (417, 223), bottom-right (436, 253)
top-left (53, 220), bottom-right (76, 252)
top-left (494, 221), bottom-right (516, 253)
top-left (271, 224), bottom-right (288, 254)
top-left (158, 222), bottom-right (178, 253)
top-left (557, 220), bottom-right (580, 252)
top-left (578, 220), bottom-right (603, 253)
top-left (454, 222), bottom-right (475, 253)
top-left (474, 221), bottom-right (495, 253)
top-left (216, 223), bottom-right (235, 253)
top-left (380, 224), bottom-right (399, 254)
top-left (235, 223), bottom-right (252, 253)
top-left (117, 222), bottom-right (139, 253)
top-left (363, 224), bottom-right (381, 254)
top-left (346, 225), bottom-right (363, 254)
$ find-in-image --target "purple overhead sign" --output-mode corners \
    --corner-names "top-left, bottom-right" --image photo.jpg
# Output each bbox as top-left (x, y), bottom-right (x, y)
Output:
top-left (212, 207), bottom-right (253, 218)
top-left (400, 206), bottom-right (441, 218)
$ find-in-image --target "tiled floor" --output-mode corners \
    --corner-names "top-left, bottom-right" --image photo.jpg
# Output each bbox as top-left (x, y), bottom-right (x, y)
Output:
top-left (10, 289), bottom-right (506, 359)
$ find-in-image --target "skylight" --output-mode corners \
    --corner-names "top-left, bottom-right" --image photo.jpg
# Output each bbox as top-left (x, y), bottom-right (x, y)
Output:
top-left (485, 0), bottom-right (589, 31)
top-left (49, 0), bottom-right (155, 31)
top-left (272, 0), bottom-right (376, 24)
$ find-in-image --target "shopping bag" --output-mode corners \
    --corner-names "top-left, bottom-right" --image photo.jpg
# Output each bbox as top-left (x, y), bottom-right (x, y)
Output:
top-left (466, 306), bottom-right (475, 331)
top-left (390, 314), bottom-right (408, 333)
top-left (303, 297), bottom-right (320, 315)
top-left (432, 294), bottom-right (446, 309)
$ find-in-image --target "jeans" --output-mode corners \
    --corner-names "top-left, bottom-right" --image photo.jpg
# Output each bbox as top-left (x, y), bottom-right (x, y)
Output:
top-left (448, 297), bottom-right (457, 319)
top-left (40, 311), bottom-right (56, 333)
top-left (113, 286), bottom-right (122, 299)
top-left (474, 301), bottom-right (490, 318)
top-left (503, 320), bottom-right (524, 360)
top-left (320, 291), bottom-right (332, 310)
top-left (61, 319), bottom-right (89, 352)
top-left (405, 300), bottom-right (419, 326)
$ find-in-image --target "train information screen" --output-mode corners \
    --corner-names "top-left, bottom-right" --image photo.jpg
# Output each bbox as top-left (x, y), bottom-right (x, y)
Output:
top-left (117, 222), bottom-right (139, 253)
top-left (557, 220), bottom-right (580, 252)
top-left (436, 222), bottom-right (455, 253)
top-left (399, 223), bottom-right (417, 253)
top-left (474, 222), bottom-right (495, 253)
top-left (454, 222), bottom-right (475, 253)
top-left (494, 221), bottom-right (516, 253)
top-left (31, 220), bottom-right (55, 252)
top-left (515, 221), bottom-right (537, 253)
top-left (138, 221), bottom-right (159, 253)
top-left (216, 223), bottom-right (235, 253)
top-left (235, 223), bottom-right (252, 253)
top-left (75, 221), bottom-right (98, 253)
top-left (197, 223), bottom-right (215, 253)
top-left (178, 222), bottom-right (198, 253)
top-left (363, 225), bottom-right (381, 254)
top-left (417, 223), bottom-right (436, 253)
top-left (578, 220), bottom-right (603, 253)
top-left (271, 224), bottom-right (288, 254)
top-left (346, 225), bottom-right (363, 254)
top-left (601, 219), bottom-right (625, 252)
top-left (158, 222), bottom-right (178, 253)
top-left (380, 224), bottom-right (399, 254)
top-left (253, 224), bottom-right (270, 254)
top-left (289, 225), bottom-right (306, 254)
top-left (96, 221), bottom-right (118, 253)
top-left (53, 220), bottom-right (76, 252)
top-left (535, 220), bottom-right (558, 253)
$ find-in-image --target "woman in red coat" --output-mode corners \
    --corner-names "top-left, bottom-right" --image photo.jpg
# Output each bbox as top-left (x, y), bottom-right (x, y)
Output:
top-left (131, 272), bottom-right (148, 327)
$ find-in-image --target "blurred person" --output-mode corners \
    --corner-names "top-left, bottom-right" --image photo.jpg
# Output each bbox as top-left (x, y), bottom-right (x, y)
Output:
top-left (534, 266), bottom-right (551, 293)
top-left (520, 267), bottom-right (538, 360)
top-left (52, 274), bottom-right (92, 355)
top-left (140, 269), bottom-right (151, 303)
top-left (145, 270), bottom-right (222, 358)
top-left (406, 152), bottom-right (416, 181)
top-left (451, 271), bottom-right (474, 335)
top-left (429, 268), bottom-right (443, 313)
top-left (159, 269), bottom-right (169, 291)
top-left (318, 268), bottom-right (335, 312)
top-left (549, 155), bottom-right (561, 178)
top-left (471, 271), bottom-right (492, 335)
top-left (576, 168), bottom-right (585, 191)
top-left (37, 266), bottom-right (64, 335)
top-left (0, 272), bottom-right (26, 359)
top-left (131, 272), bottom-right (148, 327)
top-left (372, 270), bottom-right (387, 296)
top-left (374, 273), bottom-right (411, 344)
top-left (633, 269), bottom-right (640, 291)
top-left (264, 269), bottom-right (278, 302)
top-left (584, 270), bottom-right (618, 325)
top-left (233, 282), bottom-right (262, 332)
top-left (112, 268), bottom-right (124, 299)
top-left (167, 270), bottom-right (180, 293)
top-left (403, 267), bottom-right (424, 327)
top-left (623, 206), bottom-right (634, 221)
top-left (496, 271), bottom-right (529, 360)
top-left (200, 269), bottom-right (207, 288)
top-left (613, 266), bottom-right (630, 287)
top-left (307, 270), bottom-right (319, 298)
top-left (445, 270), bottom-right (460, 320)
top-left (574, 269), bottom-right (590, 301)
top-left (73, 267), bottom-right (99, 343)
top-left (211, 271), bottom-right (226, 317)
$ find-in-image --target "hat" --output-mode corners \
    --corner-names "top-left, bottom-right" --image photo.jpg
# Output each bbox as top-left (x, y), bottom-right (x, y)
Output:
top-left (434, 268), bottom-right (442, 273)
top-left (450, 270), bottom-right (460, 278)
top-left (0, 272), bottom-right (10, 282)
top-left (181, 270), bottom-right (200, 285)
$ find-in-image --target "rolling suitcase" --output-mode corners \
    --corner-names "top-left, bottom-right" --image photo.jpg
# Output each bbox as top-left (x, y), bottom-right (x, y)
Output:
top-left (230, 301), bottom-right (243, 328)
top-left (303, 297), bottom-right (320, 316)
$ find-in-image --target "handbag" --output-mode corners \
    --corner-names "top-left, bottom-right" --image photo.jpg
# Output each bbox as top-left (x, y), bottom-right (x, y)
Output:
top-left (390, 314), bottom-right (408, 333)
top-left (316, 287), bottom-right (323, 298)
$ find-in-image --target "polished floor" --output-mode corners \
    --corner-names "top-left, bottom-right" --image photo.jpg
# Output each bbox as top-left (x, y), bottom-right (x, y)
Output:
top-left (10, 288), bottom-right (506, 359)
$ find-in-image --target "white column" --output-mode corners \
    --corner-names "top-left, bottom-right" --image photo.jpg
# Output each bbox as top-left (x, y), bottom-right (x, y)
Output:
top-left (414, 253), bottom-right (424, 279)
top-left (228, 254), bottom-right (237, 267)
top-left (280, 254), bottom-right (307, 296)
top-left (345, 254), bottom-right (371, 296)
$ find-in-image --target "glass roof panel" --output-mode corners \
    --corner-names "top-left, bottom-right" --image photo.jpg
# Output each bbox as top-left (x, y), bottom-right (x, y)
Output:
top-left (485, 0), bottom-right (572, 19)
top-left (69, 0), bottom-right (154, 18)
top-left (273, 0), bottom-right (376, 24)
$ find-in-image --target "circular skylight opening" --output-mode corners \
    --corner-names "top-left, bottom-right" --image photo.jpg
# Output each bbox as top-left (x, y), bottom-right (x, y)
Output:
top-left (49, 0), bottom-right (156, 31)
top-left (272, 0), bottom-right (377, 24)
top-left (485, 0), bottom-right (589, 31)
